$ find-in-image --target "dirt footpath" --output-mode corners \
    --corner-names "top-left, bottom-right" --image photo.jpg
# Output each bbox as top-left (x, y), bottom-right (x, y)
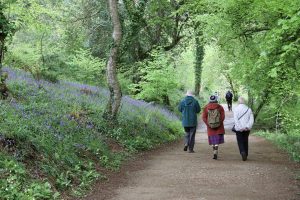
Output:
top-left (84, 106), bottom-right (300, 200)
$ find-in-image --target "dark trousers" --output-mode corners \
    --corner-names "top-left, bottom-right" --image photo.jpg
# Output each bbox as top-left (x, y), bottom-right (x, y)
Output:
top-left (184, 127), bottom-right (196, 151)
top-left (226, 100), bottom-right (232, 111)
top-left (236, 131), bottom-right (250, 156)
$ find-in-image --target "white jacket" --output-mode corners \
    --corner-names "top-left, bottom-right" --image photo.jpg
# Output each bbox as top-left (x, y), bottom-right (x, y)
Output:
top-left (233, 104), bottom-right (254, 131)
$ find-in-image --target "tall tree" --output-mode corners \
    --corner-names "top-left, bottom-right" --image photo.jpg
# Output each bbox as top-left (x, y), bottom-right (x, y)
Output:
top-left (0, 2), bottom-right (15, 70)
top-left (194, 30), bottom-right (204, 96)
top-left (202, 0), bottom-right (300, 123)
top-left (105, 0), bottom-right (122, 120)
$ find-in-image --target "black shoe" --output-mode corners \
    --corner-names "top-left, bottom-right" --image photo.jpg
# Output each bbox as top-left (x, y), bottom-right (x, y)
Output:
top-left (184, 146), bottom-right (188, 151)
top-left (189, 150), bottom-right (195, 153)
top-left (241, 152), bottom-right (247, 161)
top-left (213, 154), bottom-right (217, 160)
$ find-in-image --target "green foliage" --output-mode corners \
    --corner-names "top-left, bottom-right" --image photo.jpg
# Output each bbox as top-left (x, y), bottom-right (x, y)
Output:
top-left (66, 49), bottom-right (106, 85)
top-left (0, 67), bottom-right (181, 198)
top-left (3, 0), bottom-right (299, 197)
top-left (5, 44), bottom-right (106, 85)
top-left (255, 131), bottom-right (300, 162)
top-left (4, 33), bottom-right (62, 83)
top-left (121, 0), bottom-right (188, 63)
top-left (175, 46), bottom-right (195, 90)
top-left (131, 50), bottom-right (179, 105)
top-left (0, 158), bottom-right (59, 199)
top-left (193, 0), bottom-right (300, 126)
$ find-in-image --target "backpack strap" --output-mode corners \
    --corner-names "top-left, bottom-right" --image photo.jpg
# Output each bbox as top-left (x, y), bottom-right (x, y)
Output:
top-left (238, 108), bottom-right (249, 120)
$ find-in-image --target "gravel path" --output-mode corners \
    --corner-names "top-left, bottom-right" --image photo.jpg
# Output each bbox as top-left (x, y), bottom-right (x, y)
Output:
top-left (84, 105), bottom-right (300, 200)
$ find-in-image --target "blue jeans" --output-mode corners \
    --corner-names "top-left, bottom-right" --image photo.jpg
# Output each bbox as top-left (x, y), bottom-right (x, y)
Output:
top-left (184, 127), bottom-right (196, 151)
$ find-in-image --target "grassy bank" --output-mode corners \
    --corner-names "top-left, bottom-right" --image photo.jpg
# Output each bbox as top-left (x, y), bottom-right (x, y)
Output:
top-left (0, 67), bottom-right (182, 199)
top-left (255, 131), bottom-right (300, 162)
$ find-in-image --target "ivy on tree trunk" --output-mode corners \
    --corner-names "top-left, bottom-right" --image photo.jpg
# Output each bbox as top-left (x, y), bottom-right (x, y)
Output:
top-left (0, 9), bottom-right (8, 69)
top-left (194, 33), bottom-right (204, 97)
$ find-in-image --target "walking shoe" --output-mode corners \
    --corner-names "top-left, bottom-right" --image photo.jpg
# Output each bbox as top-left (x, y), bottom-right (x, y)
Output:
top-left (183, 145), bottom-right (188, 151)
top-left (213, 154), bottom-right (217, 160)
top-left (188, 150), bottom-right (195, 153)
top-left (241, 152), bottom-right (247, 161)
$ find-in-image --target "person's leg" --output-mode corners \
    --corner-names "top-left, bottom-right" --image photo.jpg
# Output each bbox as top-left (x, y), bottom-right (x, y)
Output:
top-left (213, 145), bottom-right (218, 159)
top-left (237, 132), bottom-right (248, 161)
top-left (230, 100), bottom-right (232, 111)
top-left (184, 127), bottom-right (191, 151)
top-left (244, 131), bottom-right (250, 156)
top-left (226, 100), bottom-right (230, 111)
top-left (188, 127), bottom-right (196, 152)
top-left (236, 132), bottom-right (245, 154)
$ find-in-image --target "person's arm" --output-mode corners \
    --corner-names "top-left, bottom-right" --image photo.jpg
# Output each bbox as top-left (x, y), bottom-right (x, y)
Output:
top-left (178, 101), bottom-right (183, 112)
top-left (195, 100), bottom-right (201, 113)
top-left (246, 109), bottom-right (254, 130)
top-left (202, 106), bottom-right (208, 125)
top-left (233, 107), bottom-right (243, 130)
top-left (220, 105), bottom-right (225, 122)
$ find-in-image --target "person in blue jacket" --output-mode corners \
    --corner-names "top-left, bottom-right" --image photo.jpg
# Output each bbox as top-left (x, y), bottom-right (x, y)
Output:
top-left (178, 90), bottom-right (201, 153)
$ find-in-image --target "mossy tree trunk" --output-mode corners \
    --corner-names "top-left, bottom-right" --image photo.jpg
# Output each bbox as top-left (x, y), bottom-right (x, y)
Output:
top-left (194, 33), bottom-right (204, 97)
top-left (105, 0), bottom-right (122, 121)
top-left (0, 10), bottom-right (8, 70)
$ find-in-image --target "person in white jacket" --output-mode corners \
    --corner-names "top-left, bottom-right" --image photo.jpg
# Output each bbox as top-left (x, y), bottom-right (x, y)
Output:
top-left (233, 97), bottom-right (254, 161)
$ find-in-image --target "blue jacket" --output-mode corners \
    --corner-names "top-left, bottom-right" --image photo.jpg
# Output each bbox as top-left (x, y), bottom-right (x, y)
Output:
top-left (178, 96), bottom-right (201, 127)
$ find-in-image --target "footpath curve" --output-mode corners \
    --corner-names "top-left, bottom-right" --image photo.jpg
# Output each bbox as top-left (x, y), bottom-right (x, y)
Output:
top-left (84, 105), bottom-right (300, 200)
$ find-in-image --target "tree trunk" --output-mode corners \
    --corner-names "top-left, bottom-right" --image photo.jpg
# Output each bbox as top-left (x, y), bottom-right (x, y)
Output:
top-left (105, 0), bottom-right (122, 121)
top-left (194, 33), bottom-right (204, 97)
top-left (253, 90), bottom-right (270, 121)
top-left (40, 32), bottom-right (46, 67)
top-left (162, 94), bottom-right (170, 106)
top-left (0, 40), bottom-right (4, 70)
top-left (248, 89), bottom-right (254, 110)
top-left (225, 74), bottom-right (238, 101)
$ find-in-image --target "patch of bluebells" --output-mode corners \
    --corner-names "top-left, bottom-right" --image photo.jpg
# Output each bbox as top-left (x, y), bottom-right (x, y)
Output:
top-left (122, 96), bottom-right (179, 121)
top-left (4, 67), bottom-right (178, 122)
top-left (3, 66), bottom-right (181, 152)
top-left (0, 67), bottom-right (182, 197)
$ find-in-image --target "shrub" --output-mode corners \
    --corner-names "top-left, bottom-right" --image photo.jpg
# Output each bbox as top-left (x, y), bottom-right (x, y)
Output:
top-left (66, 49), bottom-right (106, 85)
top-left (131, 50), bottom-right (180, 106)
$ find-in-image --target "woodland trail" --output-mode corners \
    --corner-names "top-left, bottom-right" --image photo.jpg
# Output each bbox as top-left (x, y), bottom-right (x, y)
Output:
top-left (84, 105), bottom-right (300, 200)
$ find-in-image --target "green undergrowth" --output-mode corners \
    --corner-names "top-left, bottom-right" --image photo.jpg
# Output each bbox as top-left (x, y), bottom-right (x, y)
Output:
top-left (255, 131), bottom-right (300, 162)
top-left (0, 68), bottom-right (182, 199)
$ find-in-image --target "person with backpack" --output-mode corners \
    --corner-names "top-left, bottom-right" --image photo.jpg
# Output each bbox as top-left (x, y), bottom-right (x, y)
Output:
top-left (232, 97), bottom-right (254, 161)
top-left (225, 90), bottom-right (233, 111)
top-left (202, 95), bottom-right (225, 159)
top-left (178, 90), bottom-right (201, 153)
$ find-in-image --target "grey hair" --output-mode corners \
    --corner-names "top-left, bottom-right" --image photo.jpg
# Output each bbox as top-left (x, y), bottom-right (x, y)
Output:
top-left (186, 90), bottom-right (194, 96)
top-left (238, 96), bottom-right (246, 104)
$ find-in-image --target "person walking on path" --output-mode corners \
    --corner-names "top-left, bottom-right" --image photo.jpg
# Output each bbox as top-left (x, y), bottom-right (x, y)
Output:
top-left (178, 90), bottom-right (201, 153)
top-left (225, 90), bottom-right (233, 111)
top-left (202, 95), bottom-right (225, 159)
top-left (233, 97), bottom-right (254, 161)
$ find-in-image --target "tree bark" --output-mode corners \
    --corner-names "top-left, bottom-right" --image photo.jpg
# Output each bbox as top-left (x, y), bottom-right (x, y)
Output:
top-left (0, 10), bottom-right (8, 71)
top-left (253, 90), bottom-right (270, 121)
top-left (0, 40), bottom-right (4, 70)
top-left (105, 0), bottom-right (122, 120)
top-left (194, 33), bottom-right (204, 97)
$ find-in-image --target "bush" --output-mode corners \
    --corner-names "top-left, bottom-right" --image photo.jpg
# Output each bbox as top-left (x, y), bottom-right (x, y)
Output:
top-left (4, 43), bottom-right (60, 83)
top-left (66, 49), bottom-right (106, 85)
top-left (130, 50), bottom-right (180, 106)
